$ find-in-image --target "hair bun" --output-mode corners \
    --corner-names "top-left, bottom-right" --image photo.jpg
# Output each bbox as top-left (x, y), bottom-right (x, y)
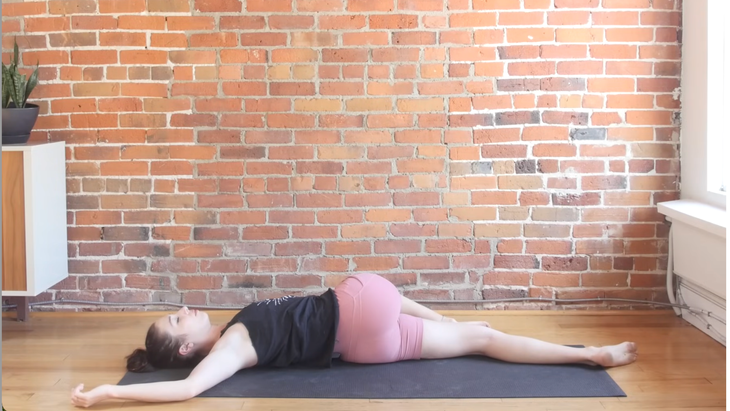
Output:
top-left (126, 348), bottom-right (154, 373)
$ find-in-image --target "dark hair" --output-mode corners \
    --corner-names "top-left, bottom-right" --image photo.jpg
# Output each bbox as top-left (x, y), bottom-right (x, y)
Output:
top-left (126, 323), bottom-right (206, 372)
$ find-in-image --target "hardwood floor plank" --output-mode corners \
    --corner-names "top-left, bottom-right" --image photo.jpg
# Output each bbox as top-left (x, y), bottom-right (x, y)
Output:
top-left (602, 398), bottom-right (727, 409)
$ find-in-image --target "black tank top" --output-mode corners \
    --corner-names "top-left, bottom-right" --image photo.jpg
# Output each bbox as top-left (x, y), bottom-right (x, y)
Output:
top-left (220, 289), bottom-right (339, 368)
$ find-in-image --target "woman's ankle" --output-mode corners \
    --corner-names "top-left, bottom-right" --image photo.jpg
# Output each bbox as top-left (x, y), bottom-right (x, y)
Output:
top-left (581, 346), bottom-right (600, 366)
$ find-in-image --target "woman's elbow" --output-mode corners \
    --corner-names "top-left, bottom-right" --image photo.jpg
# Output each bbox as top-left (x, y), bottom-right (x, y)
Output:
top-left (183, 382), bottom-right (200, 400)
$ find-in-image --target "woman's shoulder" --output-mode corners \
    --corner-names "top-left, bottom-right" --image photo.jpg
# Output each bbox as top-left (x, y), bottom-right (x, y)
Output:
top-left (219, 321), bottom-right (252, 344)
top-left (213, 322), bottom-right (259, 367)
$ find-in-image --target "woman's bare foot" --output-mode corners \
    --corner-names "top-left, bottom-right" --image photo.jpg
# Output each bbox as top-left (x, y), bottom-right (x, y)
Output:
top-left (591, 342), bottom-right (638, 367)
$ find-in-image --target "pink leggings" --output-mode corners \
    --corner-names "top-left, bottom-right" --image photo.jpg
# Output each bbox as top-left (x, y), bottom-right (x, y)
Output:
top-left (333, 273), bottom-right (423, 364)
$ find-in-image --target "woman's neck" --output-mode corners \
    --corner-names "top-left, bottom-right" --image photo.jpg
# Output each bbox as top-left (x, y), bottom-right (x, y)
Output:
top-left (199, 324), bottom-right (227, 355)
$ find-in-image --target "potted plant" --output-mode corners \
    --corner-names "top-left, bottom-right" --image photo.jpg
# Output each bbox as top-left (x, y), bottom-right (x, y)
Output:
top-left (2, 38), bottom-right (40, 145)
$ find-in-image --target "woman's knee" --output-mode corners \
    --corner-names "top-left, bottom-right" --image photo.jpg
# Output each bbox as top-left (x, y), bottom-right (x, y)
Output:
top-left (475, 327), bottom-right (499, 352)
top-left (453, 324), bottom-right (494, 353)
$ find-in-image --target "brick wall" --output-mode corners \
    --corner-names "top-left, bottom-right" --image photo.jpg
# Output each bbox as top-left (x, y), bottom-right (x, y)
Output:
top-left (2, 0), bottom-right (681, 311)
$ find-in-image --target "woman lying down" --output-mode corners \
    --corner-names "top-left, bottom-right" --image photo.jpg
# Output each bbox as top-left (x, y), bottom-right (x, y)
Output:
top-left (71, 273), bottom-right (637, 408)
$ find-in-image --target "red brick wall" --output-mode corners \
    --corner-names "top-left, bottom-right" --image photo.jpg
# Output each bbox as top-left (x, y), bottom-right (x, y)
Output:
top-left (2, 0), bottom-right (681, 310)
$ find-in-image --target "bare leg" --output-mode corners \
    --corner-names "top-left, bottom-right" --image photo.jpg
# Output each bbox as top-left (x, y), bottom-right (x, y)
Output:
top-left (420, 320), bottom-right (638, 368)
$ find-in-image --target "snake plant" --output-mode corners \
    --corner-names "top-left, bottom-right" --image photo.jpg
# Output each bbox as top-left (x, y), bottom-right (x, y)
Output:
top-left (2, 38), bottom-right (39, 108)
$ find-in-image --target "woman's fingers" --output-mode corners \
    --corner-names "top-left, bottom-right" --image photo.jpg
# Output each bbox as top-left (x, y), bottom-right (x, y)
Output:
top-left (440, 317), bottom-right (491, 328)
top-left (71, 383), bottom-right (89, 407)
top-left (463, 320), bottom-right (491, 328)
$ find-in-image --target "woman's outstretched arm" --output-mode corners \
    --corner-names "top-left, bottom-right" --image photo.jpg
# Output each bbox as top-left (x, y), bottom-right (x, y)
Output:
top-left (71, 378), bottom-right (199, 407)
top-left (71, 337), bottom-right (255, 408)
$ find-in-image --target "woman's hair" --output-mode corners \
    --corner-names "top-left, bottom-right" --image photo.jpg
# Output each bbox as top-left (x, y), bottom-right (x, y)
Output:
top-left (125, 323), bottom-right (206, 372)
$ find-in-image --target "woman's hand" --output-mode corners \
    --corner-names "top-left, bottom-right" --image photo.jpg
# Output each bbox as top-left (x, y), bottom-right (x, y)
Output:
top-left (71, 383), bottom-right (112, 408)
top-left (463, 320), bottom-right (491, 328)
top-left (440, 316), bottom-right (492, 328)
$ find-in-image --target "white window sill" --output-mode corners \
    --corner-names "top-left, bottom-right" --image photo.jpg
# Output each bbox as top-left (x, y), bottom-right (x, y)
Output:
top-left (657, 199), bottom-right (727, 239)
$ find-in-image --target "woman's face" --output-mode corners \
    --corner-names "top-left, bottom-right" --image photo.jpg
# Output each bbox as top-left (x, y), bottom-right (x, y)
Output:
top-left (154, 306), bottom-right (211, 340)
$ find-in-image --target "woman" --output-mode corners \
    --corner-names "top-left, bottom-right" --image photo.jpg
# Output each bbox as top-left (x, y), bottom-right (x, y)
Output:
top-left (71, 273), bottom-right (637, 408)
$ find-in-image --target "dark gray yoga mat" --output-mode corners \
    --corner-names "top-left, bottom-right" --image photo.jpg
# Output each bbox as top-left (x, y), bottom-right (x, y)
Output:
top-left (118, 351), bottom-right (626, 399)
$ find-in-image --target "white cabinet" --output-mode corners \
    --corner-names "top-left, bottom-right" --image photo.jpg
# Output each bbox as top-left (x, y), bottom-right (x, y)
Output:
top-left (2, 141), bottom-right (69, 320)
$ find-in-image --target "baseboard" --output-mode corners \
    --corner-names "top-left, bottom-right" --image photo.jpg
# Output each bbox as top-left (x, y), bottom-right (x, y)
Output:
top-left (677, 278), bottom-right (727, 346)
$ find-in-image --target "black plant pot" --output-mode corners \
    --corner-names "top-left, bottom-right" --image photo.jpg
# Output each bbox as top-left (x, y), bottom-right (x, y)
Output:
top-left (2, 102), bottom-right (40, 145)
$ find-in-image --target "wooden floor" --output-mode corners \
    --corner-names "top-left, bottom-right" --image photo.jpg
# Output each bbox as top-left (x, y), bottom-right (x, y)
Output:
top-left (1, 310), bottom-right (726, 410)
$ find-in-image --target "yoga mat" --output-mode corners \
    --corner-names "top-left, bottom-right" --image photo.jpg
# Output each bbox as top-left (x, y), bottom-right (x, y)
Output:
top-left (118, 351), bottom-right (626, 399)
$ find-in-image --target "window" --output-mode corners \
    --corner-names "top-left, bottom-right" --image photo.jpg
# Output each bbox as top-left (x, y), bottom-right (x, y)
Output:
top-left (680, 0), bottom-right (727, 210)
top-left (706, 0), bottom-right (728, 195)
